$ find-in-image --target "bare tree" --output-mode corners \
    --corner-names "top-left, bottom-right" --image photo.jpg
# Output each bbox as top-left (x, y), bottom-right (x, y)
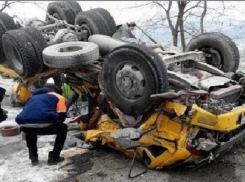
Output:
top-left (151, 1), bottom-right (203, 49)
top-left (121, 1), bottom-right (219, 49)
top-left (0, 1), bottom-right (26, 12)
top-left (0, 1), bottom-right (41, 13)
top-left (178, 1), bottom-right (187, 50)
top-left (200, 1), bottom-right (207, 33)
top-left (152, 1), bottom-right (178, 46)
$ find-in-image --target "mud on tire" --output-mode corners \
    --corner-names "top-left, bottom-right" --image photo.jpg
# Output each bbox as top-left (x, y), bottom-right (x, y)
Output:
top-left (43, 41), bottom-right (99, 68)
top-left (185, 32), bottom-right (239, 72)
top-left (101, 44), bottom-right (168, 117)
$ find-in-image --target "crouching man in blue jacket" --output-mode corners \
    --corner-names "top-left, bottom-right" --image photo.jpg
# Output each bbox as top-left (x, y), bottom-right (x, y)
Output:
top-left (16, 87), bottom-right (67, 166)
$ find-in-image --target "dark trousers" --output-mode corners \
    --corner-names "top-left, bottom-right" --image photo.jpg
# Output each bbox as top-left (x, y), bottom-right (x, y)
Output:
top-left (21, 123), bottom-right (68, 159)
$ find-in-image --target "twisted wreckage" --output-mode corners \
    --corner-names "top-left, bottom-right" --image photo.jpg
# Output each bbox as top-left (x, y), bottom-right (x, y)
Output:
top-left (1, 1), bottom-right (245, 172)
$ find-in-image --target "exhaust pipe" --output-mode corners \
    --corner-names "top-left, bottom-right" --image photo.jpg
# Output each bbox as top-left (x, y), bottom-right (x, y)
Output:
top-left (88, 35), bottom-right (126, 54)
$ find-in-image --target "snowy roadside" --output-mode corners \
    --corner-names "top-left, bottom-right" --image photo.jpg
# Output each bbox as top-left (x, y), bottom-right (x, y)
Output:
top-left (0, 76), bottom-right (14, 96)
top-left (0, 76), bottom-right (19, 129)
top-left (0, 137), bottom-right (88, 182)
top-left (0, 76), bottom-right (89, 182)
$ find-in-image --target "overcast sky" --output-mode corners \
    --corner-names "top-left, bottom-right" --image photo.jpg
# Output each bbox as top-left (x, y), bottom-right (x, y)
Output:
top-left (4, 1), bottom-right (150, 25)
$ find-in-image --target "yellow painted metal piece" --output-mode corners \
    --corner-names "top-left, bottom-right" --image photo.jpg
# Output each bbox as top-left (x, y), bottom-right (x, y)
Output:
top-left (9, 68), bottom-right (59, 105)
top-left (138, 135), bottom-right (176, 153)
top-left (139, 112), bottom-right (159, 131)
top-left (82, 100), bottom-right (245, 169)
top-left (0, 64), bottom-right (19, 78)
top-left (79, 109), bottom-right (102, 131)
top-left (83, 114), bottom-right (119, 142)
top-left (190, 104), bottom-right (245, 131)
top-left (137, 147), bottom-right (190, 169)
top-left (83, 101), bottom-right (192, 168)
top-left (97, 115), bottom-right (119, 131)
top-left (137, 108), bottom-right (190, 168)
top-left (12, 82), bottom-right (32, 104)
top-left (163, 101), bottom-right (187, 117)
top-left (85, 130), bottom-right (107, 142)
top-left (162, 101), bottom-right (245, 131)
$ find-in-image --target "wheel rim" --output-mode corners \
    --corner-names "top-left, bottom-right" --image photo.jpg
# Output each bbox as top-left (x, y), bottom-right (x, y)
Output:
top-left (116, 63), bottom-right (146, 99)
top-left (201, 47), bottom-right (222, 69)
top-left (80, 23), bottom-right (92, 38)
top-left (5, 41), bottom-right (23, 72)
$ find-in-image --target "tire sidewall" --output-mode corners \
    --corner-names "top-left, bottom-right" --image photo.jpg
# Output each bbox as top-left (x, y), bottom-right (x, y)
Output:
top-left (186, 33), bottom-right (236, 72)
top-left (101, 45), bottom-right (167, 116)
top-left (75, 12), bottom-right (99, 35)
top-left (2, 36), bottom-right (24, 75)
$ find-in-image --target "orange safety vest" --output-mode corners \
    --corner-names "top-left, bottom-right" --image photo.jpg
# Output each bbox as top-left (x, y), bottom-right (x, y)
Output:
top-left (48, 92), bottom-right (67, 113)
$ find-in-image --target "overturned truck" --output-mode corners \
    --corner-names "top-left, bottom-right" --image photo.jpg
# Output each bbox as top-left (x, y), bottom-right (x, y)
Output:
top-left (1, 1), bottom-right (245, 171)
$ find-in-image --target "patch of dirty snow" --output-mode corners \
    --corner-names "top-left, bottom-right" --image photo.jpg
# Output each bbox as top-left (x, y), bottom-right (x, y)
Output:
top-left (0, 145), bottom-right (66, 182)
top-left (0, 76), bottom-right (14, 96)
top-left (0, 137), bottom-right (87, 182)
top-left (0, 106), bottom-right (21, 128)
top-left (0, 76), bottom-right (90, 182)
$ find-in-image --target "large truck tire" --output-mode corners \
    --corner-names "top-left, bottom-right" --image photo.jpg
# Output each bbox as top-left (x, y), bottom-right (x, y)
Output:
top-left (0, 13), bottom-right (18, 64)
top-left (65, 1), bottom-right (82, 15)
top-left (75, 10), bottom-right (109, 36)
top-left (2, 30), bottom-right (40, 78)
top-left (43, 41), bottom-right (99, 68)
top-left (186, 32), bottom-right (239, 72)
top-left (212, 32), bottom-right (240, 72)
top-left (92, 8), bottom-right (117, 36)
top-left (22, 26), bottom-right (48, 72)
top-left (101, 44), bottom-right (168, 117)
top-left (47, 1), bottom-right (75, 24)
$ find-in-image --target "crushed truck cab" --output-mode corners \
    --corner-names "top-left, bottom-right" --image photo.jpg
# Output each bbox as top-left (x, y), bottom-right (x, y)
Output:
top-left (0, 2), bottom-right (245, 171)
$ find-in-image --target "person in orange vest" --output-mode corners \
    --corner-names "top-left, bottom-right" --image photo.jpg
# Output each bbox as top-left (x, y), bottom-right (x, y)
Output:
top-left (16, 86), bottom-right (67, 166)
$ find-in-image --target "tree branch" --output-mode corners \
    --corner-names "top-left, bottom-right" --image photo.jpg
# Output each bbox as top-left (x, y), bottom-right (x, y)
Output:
top-left (184, 1), bottom-right (202, 14)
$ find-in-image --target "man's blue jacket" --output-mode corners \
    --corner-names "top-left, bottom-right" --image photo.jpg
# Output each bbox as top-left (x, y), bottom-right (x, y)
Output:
top-left (15, 88), bottom-right (67, 125)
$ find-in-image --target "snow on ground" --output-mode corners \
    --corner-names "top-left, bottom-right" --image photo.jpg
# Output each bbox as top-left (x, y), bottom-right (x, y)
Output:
top-left (0, 77), bottom-right (14, 96)
top-left (0, 76), bottom-right (20, 129)
top-left (0, 143), bottom-right (66, 182)
top-left (0, 105), bottom-right (21, 128)
top-left (0, 76), bottom-right (87, 182)
top-left (0, 76), bottom-right (19, 128)
top-left (0, 136), bottom-right (86, 182)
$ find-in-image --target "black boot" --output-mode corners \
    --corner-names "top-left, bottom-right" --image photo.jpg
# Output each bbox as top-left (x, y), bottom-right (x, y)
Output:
top-left (29, 155), bottom-right (39, 166)
top-left (47, 151), bottom-right (64, 165)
